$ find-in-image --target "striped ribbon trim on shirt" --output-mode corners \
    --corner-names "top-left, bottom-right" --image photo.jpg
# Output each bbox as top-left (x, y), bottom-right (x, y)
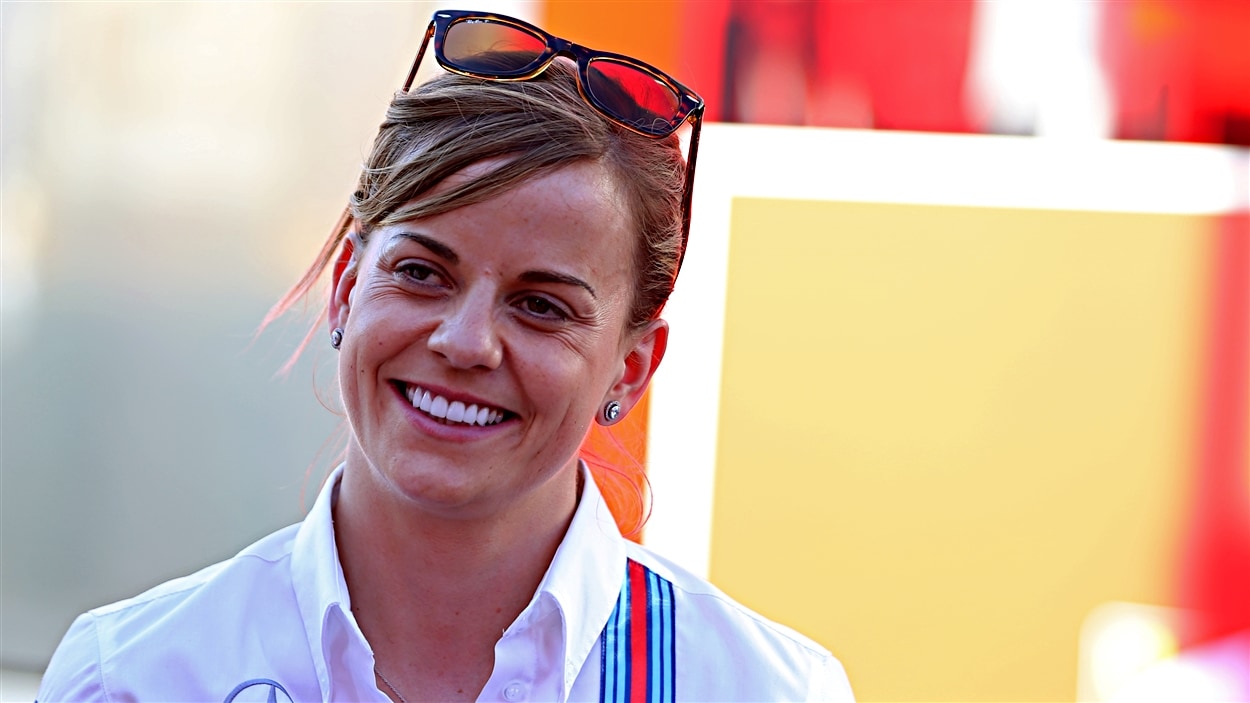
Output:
top-left (600, 559), bottom-right (676, 703)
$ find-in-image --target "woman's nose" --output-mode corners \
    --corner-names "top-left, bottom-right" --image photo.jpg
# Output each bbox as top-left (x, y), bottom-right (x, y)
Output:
top-left (426, 290), bottom-right (503, 370)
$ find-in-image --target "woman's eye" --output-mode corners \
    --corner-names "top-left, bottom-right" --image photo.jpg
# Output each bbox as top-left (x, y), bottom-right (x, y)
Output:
top-left (520, 296), bottom-right (568, 320)
top-left (397, 262), bottom-right (443, 284)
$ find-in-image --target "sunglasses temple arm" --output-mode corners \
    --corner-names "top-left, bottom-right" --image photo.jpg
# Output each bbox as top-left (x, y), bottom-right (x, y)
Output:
top-left (674, 108), bottom-right (703, 276)
top-left (403, 22), bottom-right (437, 92)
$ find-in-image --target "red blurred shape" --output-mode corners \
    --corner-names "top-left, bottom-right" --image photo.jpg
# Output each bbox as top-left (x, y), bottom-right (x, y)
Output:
top-left (1181, 211), bottom-right (1250, 647)
top-left (684, 0), bottom-right (975, 132)
top-left (1101, 0), bottom-right (1250, 145)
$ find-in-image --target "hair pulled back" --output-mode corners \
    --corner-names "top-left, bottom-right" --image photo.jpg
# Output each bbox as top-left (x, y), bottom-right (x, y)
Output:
top-left (359, 60), bottom-right (684, 328)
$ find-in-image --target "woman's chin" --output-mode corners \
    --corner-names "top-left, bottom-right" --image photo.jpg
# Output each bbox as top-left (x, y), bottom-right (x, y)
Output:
top-left (355, 453), bottom-right (576, 527)
top-left (379, 462), bottom-right (494, 515)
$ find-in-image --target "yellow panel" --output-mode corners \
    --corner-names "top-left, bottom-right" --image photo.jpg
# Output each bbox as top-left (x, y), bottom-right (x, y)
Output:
top-left (710, 198), bottom-right (1212, 702)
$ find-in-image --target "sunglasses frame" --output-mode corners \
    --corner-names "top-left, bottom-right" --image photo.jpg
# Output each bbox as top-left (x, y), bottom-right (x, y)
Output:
top-left (404, 9), bottom-right (704, 276)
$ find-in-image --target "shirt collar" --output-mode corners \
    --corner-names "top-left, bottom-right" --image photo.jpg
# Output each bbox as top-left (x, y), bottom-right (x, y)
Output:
top-left (290, 461), bottom-right (628, 700)
top-left (290, 464), bottom-right (372, 700)
top-left (532, 461), bottom-right (628, 695)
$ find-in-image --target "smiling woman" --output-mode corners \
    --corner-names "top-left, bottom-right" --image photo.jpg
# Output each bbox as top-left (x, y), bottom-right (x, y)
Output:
top-left (37, 9), bottom-right (853, 703)
top-left (331, 160), bottom-right (647, 528)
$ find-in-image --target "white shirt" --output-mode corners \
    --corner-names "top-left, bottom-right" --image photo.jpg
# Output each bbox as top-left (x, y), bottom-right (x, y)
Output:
top-left (38, 465), bottom-right (854, 702)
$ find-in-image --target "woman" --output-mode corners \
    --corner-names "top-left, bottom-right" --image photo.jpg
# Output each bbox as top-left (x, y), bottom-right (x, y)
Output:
top-left (38, 10), bottom-right (854, 702)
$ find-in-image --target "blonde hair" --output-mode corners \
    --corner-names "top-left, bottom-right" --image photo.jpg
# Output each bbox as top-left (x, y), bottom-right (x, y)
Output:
top-left (266, 61), bottom-right (688, 536)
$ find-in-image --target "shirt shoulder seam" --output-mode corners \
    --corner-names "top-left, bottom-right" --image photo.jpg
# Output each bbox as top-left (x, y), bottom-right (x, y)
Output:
top-left (87, 612), bottom-right (113, 703)
top-left (675, 583), bottom-right (832, 659)
top-left (627, 550), bottom-right (833, 661)
top-left (92, 551), bottom-right (291, 618)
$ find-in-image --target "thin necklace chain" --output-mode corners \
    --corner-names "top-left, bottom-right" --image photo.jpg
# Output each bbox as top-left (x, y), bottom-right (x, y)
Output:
top-left (375, 667), bottom-right (408, 703)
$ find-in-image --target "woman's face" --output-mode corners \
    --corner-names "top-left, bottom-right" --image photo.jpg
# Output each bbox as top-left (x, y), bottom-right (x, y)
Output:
top-left (329, 159), bottom-right (666, 521)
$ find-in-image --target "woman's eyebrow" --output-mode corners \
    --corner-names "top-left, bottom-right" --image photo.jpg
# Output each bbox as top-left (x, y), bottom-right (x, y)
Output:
top-left (389, 231), bottom-right (458, 264)
top-left (520, 270), bottom-right (597, 298)
top-left (387, 232), bottom-right (595, 297)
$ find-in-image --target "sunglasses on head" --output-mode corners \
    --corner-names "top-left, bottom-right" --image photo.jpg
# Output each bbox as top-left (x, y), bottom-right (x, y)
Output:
top-left (405, 9), bottom-right (705, 274)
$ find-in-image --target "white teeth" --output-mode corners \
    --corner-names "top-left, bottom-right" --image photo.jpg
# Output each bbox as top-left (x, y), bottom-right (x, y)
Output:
top-left (407, 385), bottom-right (505, 426)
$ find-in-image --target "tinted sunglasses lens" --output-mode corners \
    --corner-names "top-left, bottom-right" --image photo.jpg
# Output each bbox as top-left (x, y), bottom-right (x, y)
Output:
top-left (586, 58), bottom-right (682, 136)
top-left (443, 19), bottom-right (546, 75)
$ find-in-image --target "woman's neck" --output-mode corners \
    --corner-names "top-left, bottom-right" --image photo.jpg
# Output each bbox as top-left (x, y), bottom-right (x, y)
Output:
top-left (332, 457), bottom-right (580, 701)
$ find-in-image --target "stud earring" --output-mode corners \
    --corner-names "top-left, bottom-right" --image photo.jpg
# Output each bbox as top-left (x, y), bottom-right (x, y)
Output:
top-left (602, 400), bottom-right (622, 423)
top-left (330, 328), bottom-right (343, 350)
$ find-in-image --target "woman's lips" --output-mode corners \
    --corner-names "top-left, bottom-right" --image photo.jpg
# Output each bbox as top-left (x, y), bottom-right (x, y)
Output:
top-left (398, 382), bottom-right (512, 427)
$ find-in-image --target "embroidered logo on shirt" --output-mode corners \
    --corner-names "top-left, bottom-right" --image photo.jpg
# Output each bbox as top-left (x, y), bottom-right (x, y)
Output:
top-left (223, 678), bottom-right (294, 703)
top-left (600, 559), bottom-right (676, 703)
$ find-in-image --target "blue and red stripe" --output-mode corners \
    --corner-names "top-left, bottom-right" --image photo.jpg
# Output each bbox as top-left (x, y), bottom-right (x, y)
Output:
top-left (600, 560), bottom-right (675, 703)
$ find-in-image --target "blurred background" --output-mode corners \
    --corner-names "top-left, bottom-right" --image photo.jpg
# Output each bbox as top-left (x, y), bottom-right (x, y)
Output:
top-left (2, 1), bottom-right (1248, 701)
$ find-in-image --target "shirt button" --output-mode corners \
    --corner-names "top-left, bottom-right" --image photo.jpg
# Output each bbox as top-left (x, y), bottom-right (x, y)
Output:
top-left (503, 683), bottom-right (525, 701)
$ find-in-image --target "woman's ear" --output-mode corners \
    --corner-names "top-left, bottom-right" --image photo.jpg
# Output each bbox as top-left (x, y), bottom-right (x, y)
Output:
top-left (328, 231), bottom-right (362, 335)
top-left (600, 319), bottom-right (669, 424)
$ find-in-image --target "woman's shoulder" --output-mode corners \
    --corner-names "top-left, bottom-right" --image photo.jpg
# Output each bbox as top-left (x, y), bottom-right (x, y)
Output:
top-left (621, 542), bottom-right (856, 701)
top-left (37, 523), bottom-right (307, 703)
top-left (622, 541), bottom-right (830, 656)
top-left (91, 520), bottom-right (300, 619)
